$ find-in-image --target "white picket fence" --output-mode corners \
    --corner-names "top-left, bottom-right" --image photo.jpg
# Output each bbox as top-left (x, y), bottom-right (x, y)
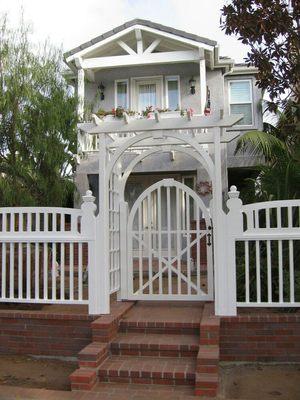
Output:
top-left (226, 186), bottom-right (300, 308)
top-left (0, 184), bottom-right (299, 315)
top-left (0, 191), bottom-right (104, 314)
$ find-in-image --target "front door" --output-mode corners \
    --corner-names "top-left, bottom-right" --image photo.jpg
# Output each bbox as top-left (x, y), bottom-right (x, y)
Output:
top-left (126, 178), bottom-right (213, 300)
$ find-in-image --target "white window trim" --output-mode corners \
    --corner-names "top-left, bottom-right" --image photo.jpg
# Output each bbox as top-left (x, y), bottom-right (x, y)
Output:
top-left (165, 75), bottom-right (181, 110)
top-left (114, 79), bottom-right (129, 109)
top-left (130, 75), bottom-right (164, 112)
top-left (228, 79), bottom-right (254, 128)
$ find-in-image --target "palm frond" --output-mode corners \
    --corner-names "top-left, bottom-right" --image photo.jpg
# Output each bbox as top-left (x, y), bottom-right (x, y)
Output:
top-left (235, 131), bottom-right (287, 160)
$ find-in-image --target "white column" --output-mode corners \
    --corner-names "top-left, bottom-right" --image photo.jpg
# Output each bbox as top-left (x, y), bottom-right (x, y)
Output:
top-left (97, 135), bottom-right (110, 313)
top-left (77, 68), bottom-right (85, 120)
top-left (199, 49), bottom-right (206, 114)
top-left (212, 127), bottom-right (231, 316)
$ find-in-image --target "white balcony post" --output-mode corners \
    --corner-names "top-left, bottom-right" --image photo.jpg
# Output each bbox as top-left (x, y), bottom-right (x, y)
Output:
top-left (81, 190), bottom-right (103, 314)
top-left (77, 68), bottom-right (85, 120)
top-left (225, 185), bottom-right (243, 316)
top-left (98, 134), bottom-right (110, 313)
top-left (199, 48), bottom-right (206, 114)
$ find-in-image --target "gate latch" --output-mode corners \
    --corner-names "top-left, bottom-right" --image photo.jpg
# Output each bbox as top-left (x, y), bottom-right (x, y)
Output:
top-left (207, 225), bottom-right (213, 247)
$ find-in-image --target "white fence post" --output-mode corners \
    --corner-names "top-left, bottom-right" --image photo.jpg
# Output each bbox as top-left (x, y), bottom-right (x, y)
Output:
top-left (118, 201), bottom-right (128, 300)
top-left (81, 190), bottom-right (102, 315)
top-left (225, 185), bottom-right (243, 316)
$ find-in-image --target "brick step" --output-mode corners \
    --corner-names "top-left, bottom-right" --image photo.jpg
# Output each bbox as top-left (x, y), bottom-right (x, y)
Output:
top-left (111, 332), bottom-right (199, 357)
top-left (195, 372), bottom-right (219, 397)
top-left (98, 355), bottom-right (196, 386)
top-left (119, 319), bottom-right (199, 335)
top-left (78, 342), bottom-right (108, 368)
top-left (92, 382), bottom-right (195, 399)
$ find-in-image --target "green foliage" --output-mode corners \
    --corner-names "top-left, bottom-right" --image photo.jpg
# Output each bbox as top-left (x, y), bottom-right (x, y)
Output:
top-left (236, 101), bottom-right (300, 202)
top-left (221, 0), bottom-right (300, 113)
top-left (0, 14), bottom-right (78, 207)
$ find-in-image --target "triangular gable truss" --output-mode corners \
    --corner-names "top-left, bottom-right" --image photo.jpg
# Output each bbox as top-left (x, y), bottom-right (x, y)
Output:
top-left (65, 19), bottom-right (216, 64)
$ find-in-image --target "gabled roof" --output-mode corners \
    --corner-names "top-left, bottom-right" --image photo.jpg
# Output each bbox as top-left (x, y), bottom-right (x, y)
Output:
top-left (64, 18), bottom-right (217, 59)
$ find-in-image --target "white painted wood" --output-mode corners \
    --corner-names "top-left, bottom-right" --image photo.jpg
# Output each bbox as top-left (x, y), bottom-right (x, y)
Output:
top-left (226, 190), bottom-right (300, 309)
top-left (199, 56), bottom-right (206, 113)
top-left (81, 50), bottom-right (199, 69)
top-left (1, 243), bottom-right (6, 298)
top-left (117, 40), bottom-right (137, 55)
top-left (126, 179), bottom-right (213, 301)
top-left (43, 243), bottom-right (48, 300)
top-left (18, 243), bottom-right (22, 299)
top-left (52, 242), bottom-right (56, 300)
top-left (9, 243), bottom-right (14, 298)
top-left (26, 243), bottom-right (30, 299)
top-left (144, 38), bottom-right (161, 54)
top-left (77, 68), bottom-right (85, 119)
top-left (289, 240), bottom-right (294, 303)
top-left (255, 240), bottom-right (261, 303)
top-left (97, 135), bottom-right (110, 312)
top-left (65, 24), bottom-right (213, 63)
top-left (35, 243), bottom-right (39, 300)
top-left (119, 201), bottom-right (128, 300)
top-left (135, 29), bottom-right (143, 55)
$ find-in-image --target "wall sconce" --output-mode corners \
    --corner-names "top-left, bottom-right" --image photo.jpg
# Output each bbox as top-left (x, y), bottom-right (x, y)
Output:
top-left (189, 77), bottom-right (196, 95)
top-left (98, 82), bottom-right (105, 100)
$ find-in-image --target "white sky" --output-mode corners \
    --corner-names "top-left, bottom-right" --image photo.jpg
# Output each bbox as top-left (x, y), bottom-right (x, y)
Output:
top-left (0, 0), bottom-right (249, 62)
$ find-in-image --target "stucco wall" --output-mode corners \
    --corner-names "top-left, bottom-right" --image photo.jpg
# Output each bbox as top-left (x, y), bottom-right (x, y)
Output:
top-left (84, 63), bottom-right (219, 114)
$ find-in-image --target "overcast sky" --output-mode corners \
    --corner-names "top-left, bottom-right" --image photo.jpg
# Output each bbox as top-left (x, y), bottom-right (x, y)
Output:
top-left (0, 0), bottom-right (249, 62)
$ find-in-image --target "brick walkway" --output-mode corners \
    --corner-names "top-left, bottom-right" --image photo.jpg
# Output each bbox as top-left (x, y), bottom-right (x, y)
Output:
top-left (0, 384), bottom-right (195, 399)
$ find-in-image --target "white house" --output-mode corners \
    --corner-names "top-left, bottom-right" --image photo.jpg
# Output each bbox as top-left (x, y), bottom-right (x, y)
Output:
top-left (64, 19), bottom-right (263, 211)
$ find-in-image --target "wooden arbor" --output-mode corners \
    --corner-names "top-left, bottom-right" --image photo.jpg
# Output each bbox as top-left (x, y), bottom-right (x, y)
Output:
top-left (79, 112), bottom-right (243, 315)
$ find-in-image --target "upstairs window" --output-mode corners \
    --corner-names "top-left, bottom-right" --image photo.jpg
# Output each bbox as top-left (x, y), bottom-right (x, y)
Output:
top-left (115, 80), bottom-right (128, 109)
top-left (229, 80), bottom-right (253, 126)
top-left (166, 76), bottom-right (180, 110)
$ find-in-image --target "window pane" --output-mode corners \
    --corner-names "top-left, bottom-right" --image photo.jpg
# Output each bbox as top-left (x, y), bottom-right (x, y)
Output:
top-left (230, 104), bottom-right (253, 125)
top-left (117, 82), bottom-right (127, 109)
top-left (167, 79), bottom-right (179, 110)
top-left (138, 84), bottom-right (157, 110)
top-left (230, 81), bottom-right (251, 103)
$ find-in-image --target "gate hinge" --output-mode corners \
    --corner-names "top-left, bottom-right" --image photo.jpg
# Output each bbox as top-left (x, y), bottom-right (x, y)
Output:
top-left (207, 225), bottom-right (213, 247)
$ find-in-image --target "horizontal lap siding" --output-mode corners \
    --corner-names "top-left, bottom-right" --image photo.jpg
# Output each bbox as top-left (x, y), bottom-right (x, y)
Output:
top-left (220, 315), bottom-right (300, 362)
top-left (0, 315), bottom-right (93, 357)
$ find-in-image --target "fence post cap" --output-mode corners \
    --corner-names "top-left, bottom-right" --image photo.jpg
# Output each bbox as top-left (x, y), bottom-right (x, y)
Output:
top-left (228, 185), bottom-right (240, 199)
top-left (83, 190), bottom-right (95, 203)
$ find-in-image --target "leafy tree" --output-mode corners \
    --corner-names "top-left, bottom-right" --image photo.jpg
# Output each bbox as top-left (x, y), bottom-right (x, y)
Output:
top-left (221, 0), bottom-right (300, 114)
top-left (221, 1), bottom-right (300, 201)
top-left (0, 15), bottom-right (78, 207)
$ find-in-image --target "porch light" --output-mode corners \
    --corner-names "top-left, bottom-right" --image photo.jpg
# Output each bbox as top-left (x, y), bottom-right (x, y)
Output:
top-left (189, 77), bottom-right (196, 95)
top-left (98, 82), bottom-right (105, 100)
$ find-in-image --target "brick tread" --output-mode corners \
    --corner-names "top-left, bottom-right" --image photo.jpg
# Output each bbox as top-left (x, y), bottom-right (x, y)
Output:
top-left (98, 355), bottom-right (196, 383)
top-left (111, 332), bottom-right (199, 351)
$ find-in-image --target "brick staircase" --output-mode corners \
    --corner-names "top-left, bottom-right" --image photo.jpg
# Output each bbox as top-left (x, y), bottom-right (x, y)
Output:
top-left (70, 302), bottom-right (220, 398)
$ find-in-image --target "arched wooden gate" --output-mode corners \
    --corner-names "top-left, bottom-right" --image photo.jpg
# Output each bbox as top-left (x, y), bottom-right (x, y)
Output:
top-left (126, 178), bottom-right (213, 300)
